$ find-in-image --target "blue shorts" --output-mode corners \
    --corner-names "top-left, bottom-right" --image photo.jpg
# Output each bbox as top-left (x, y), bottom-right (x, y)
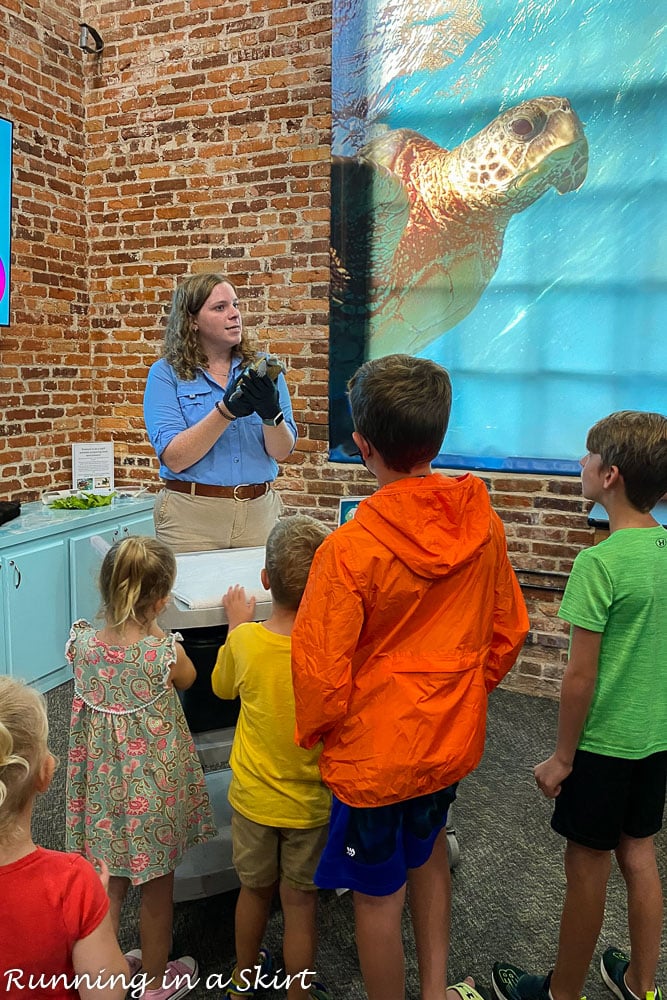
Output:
top-left (552, 750), bottom-right (666, 851)
top-left (314, 784), bottom-right (457, 897)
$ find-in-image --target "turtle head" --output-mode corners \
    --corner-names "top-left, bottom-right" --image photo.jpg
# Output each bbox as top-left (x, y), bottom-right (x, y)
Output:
top-left (451, 97), bottom-right (588, 214)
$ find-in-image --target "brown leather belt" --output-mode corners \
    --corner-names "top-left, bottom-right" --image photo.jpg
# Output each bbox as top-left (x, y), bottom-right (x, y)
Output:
top-left (163, 480), bottom-right (270, 501)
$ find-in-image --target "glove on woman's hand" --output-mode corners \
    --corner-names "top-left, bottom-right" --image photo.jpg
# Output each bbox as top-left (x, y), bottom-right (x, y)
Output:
top-left (241, 370), bottom-right (281, 421)
top-left (222, 372), bottom-right (256, 418)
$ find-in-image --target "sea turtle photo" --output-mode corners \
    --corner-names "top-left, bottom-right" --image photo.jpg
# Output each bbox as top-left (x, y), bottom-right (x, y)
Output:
top-left (329, 96), bottom-right (588, 450)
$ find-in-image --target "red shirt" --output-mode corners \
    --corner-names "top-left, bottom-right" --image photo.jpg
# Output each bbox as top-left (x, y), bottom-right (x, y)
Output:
top-left (0, 848), bottom-right (109, 998)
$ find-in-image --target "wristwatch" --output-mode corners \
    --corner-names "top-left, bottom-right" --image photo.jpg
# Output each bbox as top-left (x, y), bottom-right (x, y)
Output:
top-left (262, 411), bottom-right (285, 427)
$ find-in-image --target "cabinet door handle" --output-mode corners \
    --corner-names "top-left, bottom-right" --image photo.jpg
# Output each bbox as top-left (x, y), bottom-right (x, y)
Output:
top-left (112, 529), bottom-right (120, 541)
top-left (9, 560), bottom-right (21, 589)
top-left (122, 526), bottom-right (130, 536)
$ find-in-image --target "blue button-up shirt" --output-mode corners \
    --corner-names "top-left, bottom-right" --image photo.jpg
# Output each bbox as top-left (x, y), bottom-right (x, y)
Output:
top-left (143, 357), bottom-right (298, 486)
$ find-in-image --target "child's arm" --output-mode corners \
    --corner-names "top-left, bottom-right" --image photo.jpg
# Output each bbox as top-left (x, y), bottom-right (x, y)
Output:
top-left (223, 584), bottom-right (256, 632)
top-left (534, 625), bottom-right (602, 798)
top-left (72, 911), bottom-right (130, 999)
top-left (210, 586), bottom-right (254, 700)
top-left (167, 640), bottom-right (197, 691)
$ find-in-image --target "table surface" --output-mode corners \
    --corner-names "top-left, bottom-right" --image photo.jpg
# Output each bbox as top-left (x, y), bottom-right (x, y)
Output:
top-left (162, 546), bottom-right (272, 629)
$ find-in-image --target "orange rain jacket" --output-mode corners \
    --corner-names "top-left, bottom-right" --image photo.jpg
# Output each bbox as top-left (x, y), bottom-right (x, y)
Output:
top-left (292, 473), bottom-right (529, 807)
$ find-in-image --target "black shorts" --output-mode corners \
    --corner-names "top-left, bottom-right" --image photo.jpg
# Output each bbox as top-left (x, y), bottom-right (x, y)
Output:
top-left (551, 749), bottom-right (666, 851)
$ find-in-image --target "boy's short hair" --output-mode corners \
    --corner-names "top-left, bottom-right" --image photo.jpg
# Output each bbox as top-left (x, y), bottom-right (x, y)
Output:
top-left (586, 410), bottom-right (667, 512)
top-left (265, 515), bottom-right (331, 610)
top-left (348, 354), bottom-right (452, 473)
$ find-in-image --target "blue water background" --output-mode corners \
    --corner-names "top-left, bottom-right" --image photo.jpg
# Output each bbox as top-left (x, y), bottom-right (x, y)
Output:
top-left (332, 1), bottom-right (666, 470)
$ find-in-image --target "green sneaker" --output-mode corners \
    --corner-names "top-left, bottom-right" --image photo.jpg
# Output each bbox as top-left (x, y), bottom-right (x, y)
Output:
top-left (224, 948), bottom-right (274, 998)
top-left (492, 962), bottom-right (552, 1000)
top-left (600, 947), bottom-right (663, 1000)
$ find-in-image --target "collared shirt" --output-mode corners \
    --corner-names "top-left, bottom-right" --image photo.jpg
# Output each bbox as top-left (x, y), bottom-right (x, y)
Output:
top-left (143, 356), bottom-right (297, 486)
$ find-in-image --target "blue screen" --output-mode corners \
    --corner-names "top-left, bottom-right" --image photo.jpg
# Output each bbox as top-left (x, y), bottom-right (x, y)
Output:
top-left (329, 1), bottom-right (666, 474)
top-left (0, 116), bottom-right (12, 327)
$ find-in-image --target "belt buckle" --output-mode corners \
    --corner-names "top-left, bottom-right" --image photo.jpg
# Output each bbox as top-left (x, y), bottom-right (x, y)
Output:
top-left (233, 484), bottom-right (251, 502)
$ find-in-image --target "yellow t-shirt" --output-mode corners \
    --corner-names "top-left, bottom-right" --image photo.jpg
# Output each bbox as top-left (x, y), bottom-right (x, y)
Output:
top-left (211, 622), bottom-right (331, 828)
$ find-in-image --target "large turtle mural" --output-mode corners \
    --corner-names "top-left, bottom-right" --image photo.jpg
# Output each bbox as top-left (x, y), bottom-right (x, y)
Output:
top-left (329, 96), bottom-right (589, 452)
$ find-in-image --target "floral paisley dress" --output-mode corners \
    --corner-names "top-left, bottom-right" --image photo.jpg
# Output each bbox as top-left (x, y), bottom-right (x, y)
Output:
top-left (65, 620), bottom-right (217, 885)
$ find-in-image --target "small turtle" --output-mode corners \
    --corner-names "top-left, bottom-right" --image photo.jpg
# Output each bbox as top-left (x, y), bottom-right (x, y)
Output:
top-left (248, 355), bottom-right (285, 382)
top-left (329, 96), bottom-right (588, 450)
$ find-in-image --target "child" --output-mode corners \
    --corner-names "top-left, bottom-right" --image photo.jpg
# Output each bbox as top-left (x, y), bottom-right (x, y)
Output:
top-left (65, 535), bottom-right (217, 1000)
top-left (0, 675), bottom-right (128, 999)
top-left (492, 410), bottom-right (667, 1000)
top-left (291, 354), bottom-right (530, 1000)
top-left (211, 514), bottom-right (332, 1000)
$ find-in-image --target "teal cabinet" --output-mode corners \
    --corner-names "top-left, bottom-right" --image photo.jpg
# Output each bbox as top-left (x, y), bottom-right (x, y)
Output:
top-left (0, 537), bottom-right (70, 690)
top-left (69, 511), bottom-right (155, 625)
top-left (0, 498), bottom-right (155, 692)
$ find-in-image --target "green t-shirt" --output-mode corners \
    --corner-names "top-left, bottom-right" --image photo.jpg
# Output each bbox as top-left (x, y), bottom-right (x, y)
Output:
top-left (558, 525), bottom-right (667, 758)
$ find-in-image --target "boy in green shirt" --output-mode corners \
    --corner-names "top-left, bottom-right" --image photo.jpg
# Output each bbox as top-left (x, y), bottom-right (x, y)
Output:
top-left (493, 410), bottom-right (667, 1000)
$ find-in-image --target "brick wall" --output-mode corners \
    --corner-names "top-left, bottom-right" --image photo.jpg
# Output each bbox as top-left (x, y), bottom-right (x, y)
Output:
top-left (83, 0), bottom-right (332, 485)
top-left (0, 0), bottom-right (599, 695)
top-left (0, 0), bottom-right (91, 497)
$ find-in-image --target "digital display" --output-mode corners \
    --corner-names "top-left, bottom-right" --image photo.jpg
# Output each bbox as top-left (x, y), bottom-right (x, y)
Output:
top-left (0, 116), bottom-right (12, 327)
top-left (329, 1), bottom-right (666, 473)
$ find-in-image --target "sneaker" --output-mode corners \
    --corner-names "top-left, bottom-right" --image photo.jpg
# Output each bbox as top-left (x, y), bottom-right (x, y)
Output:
top-left (600, 947), bottom-right (663, 1000)
top-left (224, 948), bottom-right (274, 997)
top-left (124, 949), bottom-right (142, 978)
top-left (143, 957), bottom-right (198, 1000)
top-left (492, 962), bottom-right (552, 1000)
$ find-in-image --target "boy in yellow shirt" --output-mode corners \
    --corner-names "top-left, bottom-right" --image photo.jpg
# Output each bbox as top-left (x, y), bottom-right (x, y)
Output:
top-left (212, 514), bottom-right (331, 1000)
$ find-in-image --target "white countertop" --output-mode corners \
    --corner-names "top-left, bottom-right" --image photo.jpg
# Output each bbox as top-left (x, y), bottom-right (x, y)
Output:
top-left (162, 546), bottom-right (272, 629)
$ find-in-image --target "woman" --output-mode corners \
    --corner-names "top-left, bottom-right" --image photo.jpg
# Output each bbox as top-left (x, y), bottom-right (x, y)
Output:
top-left (144, 272), bottom-right (297, 553)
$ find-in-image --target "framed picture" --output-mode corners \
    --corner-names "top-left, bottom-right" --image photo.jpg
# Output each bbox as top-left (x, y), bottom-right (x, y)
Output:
top-left (338, 497), bottom-right (367, 526)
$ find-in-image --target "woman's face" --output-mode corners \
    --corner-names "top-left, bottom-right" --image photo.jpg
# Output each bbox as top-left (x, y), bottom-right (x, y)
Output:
top-left (193, 282), bottom-right (242, 355)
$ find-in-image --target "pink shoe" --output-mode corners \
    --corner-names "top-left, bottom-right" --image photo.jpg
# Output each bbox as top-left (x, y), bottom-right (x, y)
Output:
top-left (142, 957), bottom-right (198, 1000)
top-left (124, 949), bottom-right (142, 978)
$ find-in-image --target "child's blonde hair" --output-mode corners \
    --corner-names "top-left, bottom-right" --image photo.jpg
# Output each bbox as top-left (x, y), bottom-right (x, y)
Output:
top-left (265, 515), bottom-right (331, 611)
top-left (0, 676), bottom-right (49, 840)
top-left (99, 535), bottom-right (176, 629)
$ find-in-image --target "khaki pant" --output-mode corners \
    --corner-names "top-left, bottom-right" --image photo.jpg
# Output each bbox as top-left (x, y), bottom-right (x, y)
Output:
top-left (153, 487), bottom-right (283, 554)
top-left (231, 809), bottom-right (329, 890)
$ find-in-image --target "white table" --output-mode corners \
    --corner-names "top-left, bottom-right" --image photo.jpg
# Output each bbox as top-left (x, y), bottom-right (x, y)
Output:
top-left (162, 546), bottom-right (272, 630)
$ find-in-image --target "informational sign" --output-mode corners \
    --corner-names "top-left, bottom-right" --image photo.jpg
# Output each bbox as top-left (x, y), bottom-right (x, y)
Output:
top-left (72, 442), bottom-right (115, 493)
top-left (0, 116), bottom-right (12, 327)
top-left (329, 1), bottom-right (665, 473)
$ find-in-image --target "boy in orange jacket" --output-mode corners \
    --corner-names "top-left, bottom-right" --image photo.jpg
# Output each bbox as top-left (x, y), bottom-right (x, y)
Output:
top-left (291, 354), bottom-right (529, 1000)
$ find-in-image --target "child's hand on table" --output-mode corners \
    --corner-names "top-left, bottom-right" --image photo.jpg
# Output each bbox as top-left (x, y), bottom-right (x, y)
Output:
top-left (223, 585), bottom-right (256, 631)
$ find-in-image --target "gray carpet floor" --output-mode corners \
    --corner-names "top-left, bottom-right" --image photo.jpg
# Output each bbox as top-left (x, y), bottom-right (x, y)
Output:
top-left (36, 684), bottom-right (666, 1000)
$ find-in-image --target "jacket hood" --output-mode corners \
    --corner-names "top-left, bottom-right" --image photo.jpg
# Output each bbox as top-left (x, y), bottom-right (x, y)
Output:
top-left (353, 473), bottom-right (493, 579)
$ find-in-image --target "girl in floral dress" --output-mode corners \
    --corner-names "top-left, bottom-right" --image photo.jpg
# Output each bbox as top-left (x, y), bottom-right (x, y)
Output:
top-left (65, 536), bottom-right (216, 1000)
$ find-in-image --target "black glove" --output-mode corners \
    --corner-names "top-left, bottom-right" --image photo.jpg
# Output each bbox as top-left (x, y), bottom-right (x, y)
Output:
top-left (241, 369), bottom-right (281, 421)
top-left (222, 372), bottom-right (256, 418)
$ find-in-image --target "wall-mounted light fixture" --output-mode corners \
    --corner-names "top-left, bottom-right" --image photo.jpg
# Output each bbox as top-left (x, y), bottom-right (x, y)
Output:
top-left (79, 23), bottom-right (104, 54)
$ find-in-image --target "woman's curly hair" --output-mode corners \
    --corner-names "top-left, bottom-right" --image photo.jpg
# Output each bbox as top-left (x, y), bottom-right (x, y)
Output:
top-left (163, 272), bottom-right (258, 380)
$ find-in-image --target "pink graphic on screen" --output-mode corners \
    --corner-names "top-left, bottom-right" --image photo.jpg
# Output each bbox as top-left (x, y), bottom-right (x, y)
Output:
top-left (0, 257), bottom-right (5, 303)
